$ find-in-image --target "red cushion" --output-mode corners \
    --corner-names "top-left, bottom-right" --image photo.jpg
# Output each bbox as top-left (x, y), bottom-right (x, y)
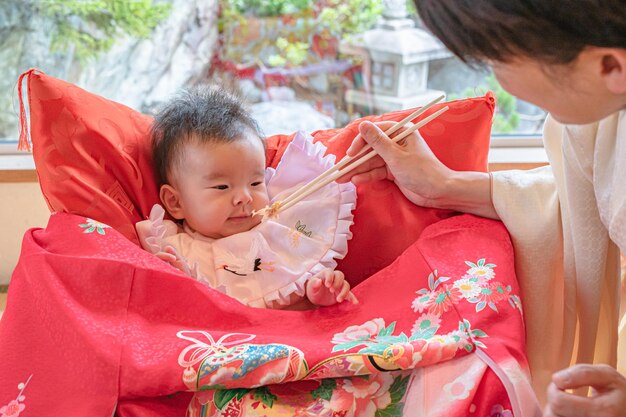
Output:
top-left (20, 69), bottom-right (494, 283)
top-left (21, 69), bottom-right (160, 244)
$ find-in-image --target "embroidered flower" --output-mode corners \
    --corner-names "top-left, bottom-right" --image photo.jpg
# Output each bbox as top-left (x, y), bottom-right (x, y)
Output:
top-left (411, 293), bottom-right (433, 313)
top-left (444, 330), bottom-right (471, 350)
top-left (79, 218), bottom-right (111, 235)
top-left (411, 313), bottom-right (441, 335)
top-left (465, 259), bottom-right (496, 282)
top-left (427, 287), bottom-right (462, 316)
top-left (476, 282), bottom-right (509, 304)
top-left (443, 374), bottom-right (476, 401)
top-left (1, 376), bottom-right (32, 417)
top-left (383, 341), bottom-right (425, 369)
top-left (331, 373), bottom-right (394, 417)
top-left (331, 318), bottom-right (386, 344)
top-left (489, 404), bottom-right (513, 417)
top-left (0, 400), bottom-right (25, 417)
top-left (453, 277), bottom-right (482, 299)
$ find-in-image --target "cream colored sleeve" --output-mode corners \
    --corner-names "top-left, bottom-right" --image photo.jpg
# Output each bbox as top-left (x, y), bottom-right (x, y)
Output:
top-left (491, 165), bottom-right (566, 406)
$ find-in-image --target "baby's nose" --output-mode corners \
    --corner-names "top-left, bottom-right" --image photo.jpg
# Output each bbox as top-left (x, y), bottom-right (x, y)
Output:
top-left (233, 188), bottom-right (253, 205)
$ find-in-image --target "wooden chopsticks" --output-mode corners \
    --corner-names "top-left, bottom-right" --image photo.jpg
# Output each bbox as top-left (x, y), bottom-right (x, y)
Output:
top-left (255, 96), bottom-right (449, 219)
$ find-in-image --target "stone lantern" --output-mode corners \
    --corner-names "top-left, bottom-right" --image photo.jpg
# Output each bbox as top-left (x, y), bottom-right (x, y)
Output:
top-left (340, 0), bottom-right (451, 113)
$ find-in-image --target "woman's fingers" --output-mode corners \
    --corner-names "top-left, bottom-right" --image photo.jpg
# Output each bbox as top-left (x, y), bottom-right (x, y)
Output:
top-left (553, 364), bottom-right (622, 391)
top-left (546, 382), bottom-right (593, 417)
top-left (546, 365), bottom-right (626, 417)
top-left (335, 157), bottom-right (387, 183)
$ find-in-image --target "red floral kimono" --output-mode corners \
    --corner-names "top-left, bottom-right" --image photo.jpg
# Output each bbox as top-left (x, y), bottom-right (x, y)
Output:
top-left (0, 212), bottom-right (540, 417)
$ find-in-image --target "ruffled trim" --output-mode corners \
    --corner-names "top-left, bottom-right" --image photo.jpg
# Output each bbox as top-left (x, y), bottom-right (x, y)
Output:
top-left (248, 132), bottom-right (357, 308)
top-left (138, 204), bottom-right (204, 281)
top-left (141, 204), bottom-right (169, 254)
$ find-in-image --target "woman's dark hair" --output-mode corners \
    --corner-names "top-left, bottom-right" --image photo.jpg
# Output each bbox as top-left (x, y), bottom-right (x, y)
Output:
top-left (152, 85), bottom-right (262, 186)
top-left (414, 0), bottom-right (626, 65)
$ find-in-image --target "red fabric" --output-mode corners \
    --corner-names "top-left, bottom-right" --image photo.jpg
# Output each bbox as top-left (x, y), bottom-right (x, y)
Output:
top-left (22, 69), bottom-right (160, 244)
top-left (0, 213), bottom-right (527, 416)
top-left (18, 69), bottom-right (494, 284)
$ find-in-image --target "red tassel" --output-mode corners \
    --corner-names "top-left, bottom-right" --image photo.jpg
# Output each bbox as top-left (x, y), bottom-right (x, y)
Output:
top-left (17, 68), bottom-right (43, 152)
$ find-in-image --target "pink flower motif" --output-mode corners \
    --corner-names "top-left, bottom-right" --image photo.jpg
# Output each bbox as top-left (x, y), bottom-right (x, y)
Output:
top-left (384, 340), bottom-right (427, 369)
top-left (331, 373), bottom-right (394, 417)
top-left (332, 318), bottom-right (386, 344)
top-left (0, 400), bottom-right (25, 417)
top-left (476, 282), bottom-right (509, 304)
top-left (411, 313), bottom-right (441, 335)
top-left (490, 404), bottom-right (513, 417)
top-left (427, 287), bottom-right (462, 316)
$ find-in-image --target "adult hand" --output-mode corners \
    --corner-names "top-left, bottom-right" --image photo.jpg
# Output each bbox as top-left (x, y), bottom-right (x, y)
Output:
top-left (337, 120), bottom-right (498, 219)
top-left (544, 364), bottom-right (626, 417)
top-left (336, 120), bottom-right (454, 209)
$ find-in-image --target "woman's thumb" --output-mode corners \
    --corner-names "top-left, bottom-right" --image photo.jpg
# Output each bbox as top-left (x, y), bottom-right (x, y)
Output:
top-left (359, 121), bottom-right (396, 161)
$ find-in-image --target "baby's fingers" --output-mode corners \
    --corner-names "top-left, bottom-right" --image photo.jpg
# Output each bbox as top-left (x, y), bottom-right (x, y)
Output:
top-left (155, 251), bottom-right (177, 263)
top-left (336, 281), bottom-right (358, 305)
top-left (345, 291), bottom-right (359, 305)
top-left (324, 269), bottom-right (336, 292)
top-left (309, 276), bottom-right (323, 291)
top-left (335, 280), bottom-right (350, 302)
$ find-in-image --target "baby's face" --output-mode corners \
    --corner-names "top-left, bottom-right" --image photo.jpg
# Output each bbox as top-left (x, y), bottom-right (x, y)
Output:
top-left (169, 132), bottom-right (270, 238)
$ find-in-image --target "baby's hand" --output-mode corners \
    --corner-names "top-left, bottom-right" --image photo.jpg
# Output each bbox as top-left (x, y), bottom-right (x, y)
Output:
top-left (155, 245), bottom-right (197, 278)
top-left (306, 269), bottom-right (358, 307)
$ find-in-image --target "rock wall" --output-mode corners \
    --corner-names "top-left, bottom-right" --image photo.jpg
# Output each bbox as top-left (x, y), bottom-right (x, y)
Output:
top-left (0, 0), bottom-right (219, 141)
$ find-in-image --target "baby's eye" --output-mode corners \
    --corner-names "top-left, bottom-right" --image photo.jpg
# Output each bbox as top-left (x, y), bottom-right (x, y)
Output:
top-left (212, 185), bottom-right (229, 190)
top-left (251, 181), bottom-right (263, 187)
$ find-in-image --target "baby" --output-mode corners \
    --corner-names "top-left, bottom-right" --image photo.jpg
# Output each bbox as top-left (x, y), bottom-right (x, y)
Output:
top-left (137, 86), bottom-right (357, 309)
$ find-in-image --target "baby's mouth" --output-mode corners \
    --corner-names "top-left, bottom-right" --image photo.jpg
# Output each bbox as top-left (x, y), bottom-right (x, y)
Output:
top-left (228, 214), bottom-right (251, 223)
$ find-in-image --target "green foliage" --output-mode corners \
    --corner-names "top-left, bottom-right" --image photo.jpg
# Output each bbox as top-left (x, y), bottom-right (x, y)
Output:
top-left (311, 378), bottom-right (338, 401)
top-left (213, 388), bottom-right (250, 409)
top-left (317, 0), bottom-right (384, 38)
top-left (252, 386), bottom-right (278, 408)
top-left (39, 0), bottom-right (171, 61)
top-left (268, 37), bottom-right (309, 67)
top-left (375, 374), bottom-right (410, 417)
top-left (450, 74), bottom-right (520, 133)
top-left (229, 0), bottom-right (312, 16)
top-left (221, 0), bottom-right (384, 67)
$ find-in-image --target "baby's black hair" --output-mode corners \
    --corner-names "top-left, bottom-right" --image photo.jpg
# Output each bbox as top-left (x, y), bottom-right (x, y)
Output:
top-left (151, 85), bottom-right (263, 186)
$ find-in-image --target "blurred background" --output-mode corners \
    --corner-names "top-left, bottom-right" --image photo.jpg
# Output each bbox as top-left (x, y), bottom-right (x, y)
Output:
top-left (0, 0), bottom-right (546, 144)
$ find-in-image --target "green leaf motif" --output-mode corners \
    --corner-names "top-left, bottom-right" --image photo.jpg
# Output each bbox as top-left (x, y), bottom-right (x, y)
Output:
top-left (214, 388), bottom-right (250, 410)
top-left (471, 329), bottom-right (488, 338)
top-left (378, 322), bottom-right (396, 338)
top-left (375, 402), bottom-right (405, 417)
top-left (389, 374), bottom-right (411, 404)
top-left (411, 326), bottom-right (437, 341)
top-left (253, 386), bottom-right (278, 408)
top-left (428, 272), bottom-right (436, 290)
top-left (332, 341), bottom-right (366, 353)
top-left (375, 334), bottom-right (408, 345)
top-left (474, 340), bottom-right (487, 349)
top-left (311, 378), bottom-right (337, 401)
top-left (358, 344), bottom-right (388, 355)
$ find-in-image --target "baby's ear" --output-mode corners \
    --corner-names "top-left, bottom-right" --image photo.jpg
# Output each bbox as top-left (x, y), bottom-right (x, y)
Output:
top-left (160, 185), bottom-right (185, 220)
